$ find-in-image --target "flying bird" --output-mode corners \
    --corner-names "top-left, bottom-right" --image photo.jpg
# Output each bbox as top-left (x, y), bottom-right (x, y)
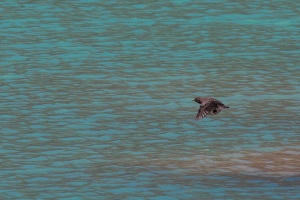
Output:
top-left (193, 97), bottom-right (229, 120)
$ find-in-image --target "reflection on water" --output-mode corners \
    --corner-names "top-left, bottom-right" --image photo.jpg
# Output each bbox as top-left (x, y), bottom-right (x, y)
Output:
top-left (1, 0), bottom-right (300, 199)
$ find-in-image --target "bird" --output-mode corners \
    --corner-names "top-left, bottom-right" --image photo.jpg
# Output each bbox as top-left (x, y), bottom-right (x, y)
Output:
top-left (193, 97), bottom-right (229, 120)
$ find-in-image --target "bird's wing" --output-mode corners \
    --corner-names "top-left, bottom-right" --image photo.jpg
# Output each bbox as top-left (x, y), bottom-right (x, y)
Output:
top-left (213, 98), bottom-right (224, 105)
top-left (213, 98), bottom-right (228, 109)
top-left (196, 102), bottom-right (216, 120)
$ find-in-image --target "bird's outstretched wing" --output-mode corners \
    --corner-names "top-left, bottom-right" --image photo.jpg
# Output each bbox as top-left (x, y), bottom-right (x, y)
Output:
top-left (196, 102), bottom-right (217, 120)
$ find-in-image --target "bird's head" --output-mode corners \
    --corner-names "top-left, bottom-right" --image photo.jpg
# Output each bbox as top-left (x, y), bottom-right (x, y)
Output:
top-left (193, 97), bottom-right (202, 104)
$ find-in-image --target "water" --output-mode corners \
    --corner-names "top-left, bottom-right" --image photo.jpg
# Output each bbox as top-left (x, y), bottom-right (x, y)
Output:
top-left (1, 0), bottom-right (300, 199)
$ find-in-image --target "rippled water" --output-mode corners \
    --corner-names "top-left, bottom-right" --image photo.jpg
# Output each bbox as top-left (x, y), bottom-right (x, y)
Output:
top-left (1, 1), bottom-right (300, 199)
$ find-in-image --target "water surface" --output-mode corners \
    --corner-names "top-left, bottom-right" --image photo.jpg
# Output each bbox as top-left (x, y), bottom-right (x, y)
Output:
top-left (1, 0), bottom-right (300, 199)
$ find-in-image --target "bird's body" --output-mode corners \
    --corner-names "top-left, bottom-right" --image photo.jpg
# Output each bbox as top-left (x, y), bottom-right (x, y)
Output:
top-left (193, 97), bottom-right (229, 120)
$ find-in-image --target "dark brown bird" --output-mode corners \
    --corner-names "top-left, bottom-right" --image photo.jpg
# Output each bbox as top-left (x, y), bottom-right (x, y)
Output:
top-left (193, 97), bottom-right (229, 120)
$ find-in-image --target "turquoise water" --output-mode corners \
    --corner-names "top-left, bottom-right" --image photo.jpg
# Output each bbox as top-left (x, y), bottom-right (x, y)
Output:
top-left (1, 1), bottom-right (300, 199)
